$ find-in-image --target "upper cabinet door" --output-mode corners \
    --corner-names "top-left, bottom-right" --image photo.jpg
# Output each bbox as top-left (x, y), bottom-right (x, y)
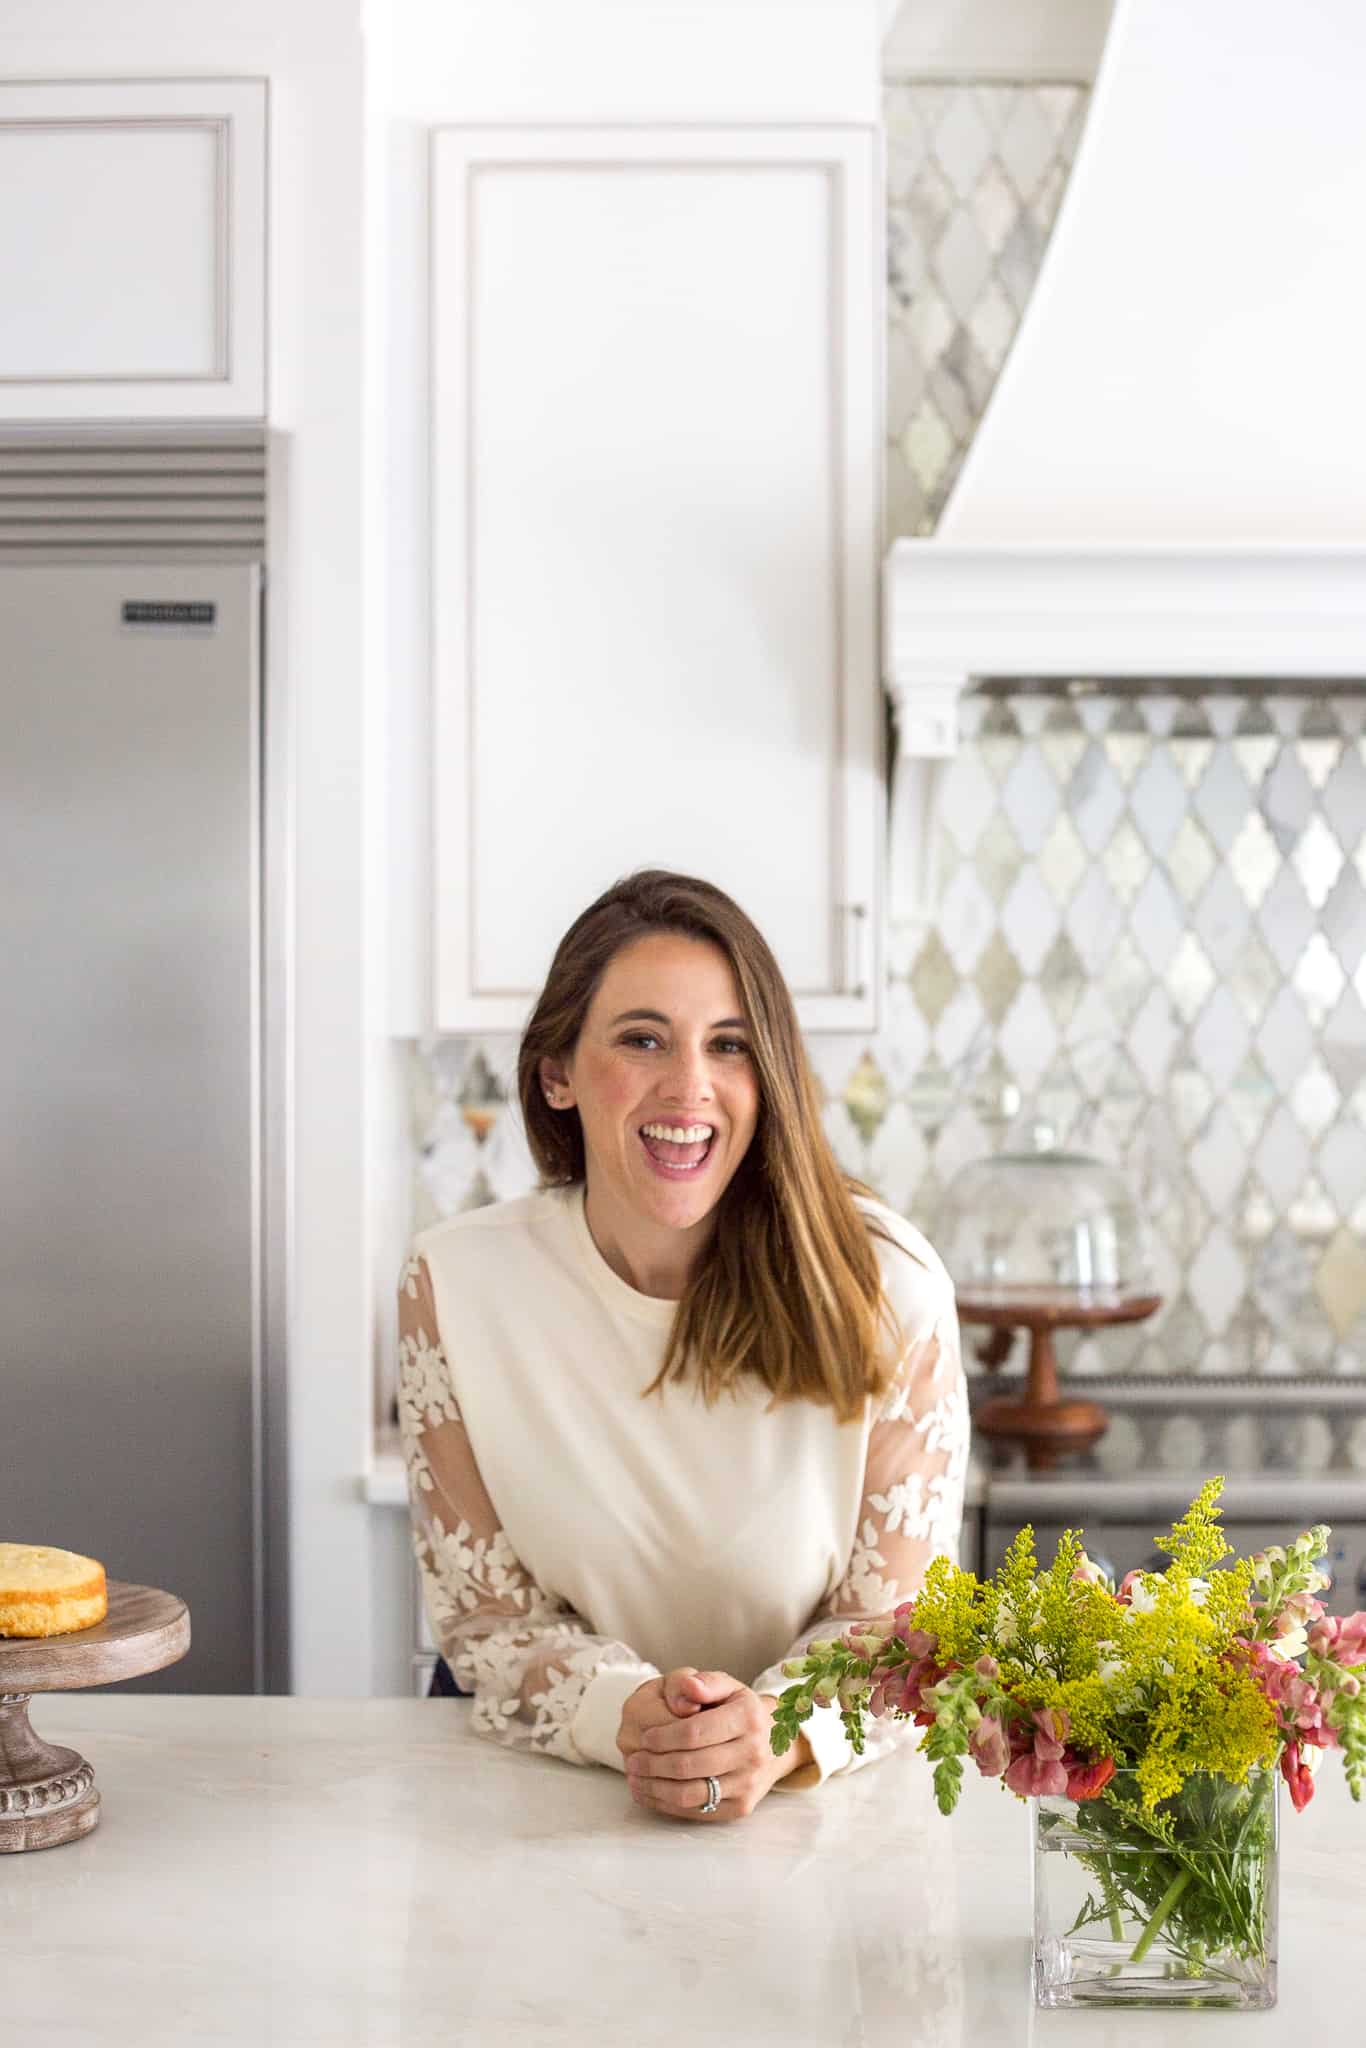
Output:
top-left (430, 125), bottom-right (883, 1034)
top-left (0, 79), bottom-right (266, 420)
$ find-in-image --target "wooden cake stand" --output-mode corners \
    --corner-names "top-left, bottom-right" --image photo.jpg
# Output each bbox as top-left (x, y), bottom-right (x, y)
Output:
top-left (958, 1288), bottom-right (1163, 1472)
top-left (0, 1580), bottom-right (189, 1853)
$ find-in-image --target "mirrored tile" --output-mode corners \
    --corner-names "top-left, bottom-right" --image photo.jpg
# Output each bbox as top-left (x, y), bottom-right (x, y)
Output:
top-left (1126, 984), bottom-right (1180, 1092)
top-left (1192, 744), bottom-right (1254, 852)
top-left (1067, 738), bottom-right (1128, 852)
top-left (1293, 930), bottom-right (1347, 1027)
top-left (1229, 810), bottom-right (1281, 909)
top-left (1059, 864), bottom-right (1121, 977)
top-left (1317, 1117), bottom-right (1366, 1219)
top-left (937, 861), bottom-right (997, 974)
top-left (1322, 863), bottom-right (1366, 977)
top-left (1255, 860), bottom-right (1318, 974)
top-left (1187, 1224), bottom-right (1247, 1336)
top-left (970, 927), bottom-right (1024, 1029)
top-left (1290, 1061), bottom-right (1342, 1143)
top-left (1190, 983), bottom-right (1253, 1091)
top-left (1227, 929), bottom-right (1280, 1028)
top-left (999, 741), bottom-right (1062, 854)
top-left (1253, 1101), bottom-right (1313, 1210)
top-left (1319, 742), bottom-right (1366, 848)
top-left (1192, 862), bottom-right (1251, 971)
top-left (1166, 814), bottom-right (1218, 904)
top-left (1226, 1049), bottom-right (1278, 1150)
top-left (1036, 808), bottom-right (1089, 904)
top-left (1000, 864), bottom-right (1062, 974)
top-left (934, 980), bottom-right (990, 1070)
top-left (1129, 865), bottom-right (1186, 975)
top-left (1169, 1063), bottom-right (1216, 1144)
top-left (1035, 928), bottom-right (1085, 1032)
top-left (908, 926), bottom-right (959, 1026)
top-left (1293, 813), bottom-right (1345, 909)
top-left (996, 980), bottom-right (1059, 1091)
top-left (974, 810), bottom-right (1026, 907)
top-left (1260, 745), bottom-right (1316, 852)
top-left (1321, 982), bottom-right (1366, 1096)
top-left (1100, 931), bottom-right (1153, 1032)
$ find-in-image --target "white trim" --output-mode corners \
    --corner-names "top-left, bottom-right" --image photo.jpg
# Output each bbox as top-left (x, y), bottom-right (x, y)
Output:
top-left (0, 78), bottom-right (266, 420)
top-left (885, 543), bottom-right (1366, 695)
top-left (881, 540), bottom-right (1366, 923)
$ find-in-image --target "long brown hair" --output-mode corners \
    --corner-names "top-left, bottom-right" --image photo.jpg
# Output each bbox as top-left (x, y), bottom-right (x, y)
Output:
top-left (517, 868), bottom-right (909, 1424)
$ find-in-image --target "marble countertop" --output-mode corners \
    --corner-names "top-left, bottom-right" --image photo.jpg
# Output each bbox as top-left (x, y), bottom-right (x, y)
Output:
top-left (6, 1694), bottom-right (1362, 2044)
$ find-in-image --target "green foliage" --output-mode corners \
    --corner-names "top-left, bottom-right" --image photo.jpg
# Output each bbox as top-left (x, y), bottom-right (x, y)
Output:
top-left (1150, 1475), bottom-right (1232, 1577)
top-left (767, 1479), bottom-right (1360, 1839)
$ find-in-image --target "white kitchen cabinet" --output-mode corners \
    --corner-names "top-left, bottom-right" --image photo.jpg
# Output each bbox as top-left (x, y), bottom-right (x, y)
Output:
top-left (0, 78), bottom-right (266, 420)
top-left (429, 124), bottom-right (884, 1033)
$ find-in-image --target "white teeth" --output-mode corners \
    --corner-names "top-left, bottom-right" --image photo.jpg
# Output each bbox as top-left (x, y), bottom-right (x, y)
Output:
top-left (640, 1122), bottom-right (714, 1144)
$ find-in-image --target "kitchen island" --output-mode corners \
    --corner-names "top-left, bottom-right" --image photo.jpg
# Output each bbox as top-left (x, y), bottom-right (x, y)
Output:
top-left (3, 1693), bottom-right (1360, 2043)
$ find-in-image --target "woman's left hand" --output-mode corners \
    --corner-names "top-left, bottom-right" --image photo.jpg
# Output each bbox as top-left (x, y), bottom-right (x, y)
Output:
top-left (625, 1669), bottom-right (795, 1822)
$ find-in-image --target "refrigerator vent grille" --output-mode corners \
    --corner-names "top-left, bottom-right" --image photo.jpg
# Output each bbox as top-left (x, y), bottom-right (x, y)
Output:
top-left (0, 427), bottom-right (266, 560)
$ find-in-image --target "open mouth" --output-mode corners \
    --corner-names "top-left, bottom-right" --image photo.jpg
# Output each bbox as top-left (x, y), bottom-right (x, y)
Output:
top-left (637, 1126), bottom-right (716, 1177)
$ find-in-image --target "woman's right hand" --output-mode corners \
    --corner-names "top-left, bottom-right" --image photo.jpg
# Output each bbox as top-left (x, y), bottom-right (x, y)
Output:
top-left (616, 1667), bottom-right (724, 1766)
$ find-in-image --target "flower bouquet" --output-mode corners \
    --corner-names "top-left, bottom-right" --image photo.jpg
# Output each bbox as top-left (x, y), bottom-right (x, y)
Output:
top-left (770, 1478), bottom-right (1366, 2010)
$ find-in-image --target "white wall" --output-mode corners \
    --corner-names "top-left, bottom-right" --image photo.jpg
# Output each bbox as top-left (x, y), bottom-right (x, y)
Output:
top-left (883, 0), bottom-right (1112, 80)
top-left (940, 0), bottom-right (1366, 540)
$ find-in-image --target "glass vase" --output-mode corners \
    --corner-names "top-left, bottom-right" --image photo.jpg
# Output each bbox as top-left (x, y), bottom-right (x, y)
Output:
top-left (1031, 1766), bottom-right (1278, 2010)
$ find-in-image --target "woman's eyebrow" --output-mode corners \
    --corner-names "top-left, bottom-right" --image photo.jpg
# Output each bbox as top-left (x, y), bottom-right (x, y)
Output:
top-left (608, 1008), bottom-right (747, 1029)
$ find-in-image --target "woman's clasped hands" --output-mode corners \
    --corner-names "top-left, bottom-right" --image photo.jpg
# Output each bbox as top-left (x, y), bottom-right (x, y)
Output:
top-left (617, 1667), bottom-right (795, 1823)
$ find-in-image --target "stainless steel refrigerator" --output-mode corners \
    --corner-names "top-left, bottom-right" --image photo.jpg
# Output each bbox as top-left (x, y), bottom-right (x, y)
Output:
top-left (2, 562), bottom-right (286, 1693)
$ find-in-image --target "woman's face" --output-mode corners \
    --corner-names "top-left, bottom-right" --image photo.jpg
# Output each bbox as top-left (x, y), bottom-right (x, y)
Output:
top-left (542, 931), bottom-right (762, 1231)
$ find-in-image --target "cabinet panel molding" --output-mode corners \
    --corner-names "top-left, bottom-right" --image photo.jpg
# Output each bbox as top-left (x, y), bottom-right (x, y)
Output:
top-left (431, 124), bottom-right (883, 1033)
top-left (0, 78), bottom-right (266, 419)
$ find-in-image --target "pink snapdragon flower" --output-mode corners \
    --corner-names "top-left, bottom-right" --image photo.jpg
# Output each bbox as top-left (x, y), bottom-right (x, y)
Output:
top-left (969, 1713), bottom-right (1011, 1777)
top-left (1307, 1611), bottom-right (1366, 1666)
top-left (1004, 1706), bottom-right (1071, 1797)
top-left (1231, 1637), bottom-right (1341, 1748)
top-left (867, 1641), bottom-right (952, 1723)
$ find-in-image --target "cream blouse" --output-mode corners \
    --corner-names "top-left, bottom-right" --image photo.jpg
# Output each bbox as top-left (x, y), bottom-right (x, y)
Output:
top-left (396, 1179), bottom-right (970, 1788)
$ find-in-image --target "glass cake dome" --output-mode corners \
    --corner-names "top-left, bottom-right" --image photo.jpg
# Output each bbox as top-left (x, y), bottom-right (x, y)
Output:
top-left (937, 1121), bottom-right (1156, 1308)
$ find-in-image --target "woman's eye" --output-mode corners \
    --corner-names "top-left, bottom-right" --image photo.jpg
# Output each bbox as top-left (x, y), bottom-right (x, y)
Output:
top-left (620, 1034), bottom-right (749, 1055)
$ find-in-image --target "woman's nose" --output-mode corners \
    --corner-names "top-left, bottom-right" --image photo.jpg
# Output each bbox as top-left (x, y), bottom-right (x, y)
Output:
top-left (661, 1047), bottom-right (713, 1096)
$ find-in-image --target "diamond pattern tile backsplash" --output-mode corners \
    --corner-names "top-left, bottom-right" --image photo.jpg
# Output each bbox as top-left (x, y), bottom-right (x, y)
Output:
top-left (410, 685), bottom-right (1366, 1383)
top-left (884, 80), bottom-right (1089, 538)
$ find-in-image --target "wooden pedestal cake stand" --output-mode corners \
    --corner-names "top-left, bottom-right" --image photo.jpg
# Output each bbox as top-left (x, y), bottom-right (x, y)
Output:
top-left (958, 1288), bottom-right (1163, 1473)
top-left (0, 1580), bottom-right (189, 1853)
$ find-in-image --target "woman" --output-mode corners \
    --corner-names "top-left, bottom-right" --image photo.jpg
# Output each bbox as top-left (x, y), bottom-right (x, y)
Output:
top-left (397, 868), bottom-right (969, 1823)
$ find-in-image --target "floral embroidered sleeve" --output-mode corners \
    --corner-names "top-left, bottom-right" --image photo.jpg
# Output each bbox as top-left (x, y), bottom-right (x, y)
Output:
top-left (397, 1251), bottom-right (662, 1771)
top-left (750, 1268), bottom-right (970, 1787)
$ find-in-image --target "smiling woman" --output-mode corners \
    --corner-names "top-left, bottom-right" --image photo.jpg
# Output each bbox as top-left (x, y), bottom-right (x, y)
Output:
top-left (397, 868), bottom-right (970, 1820)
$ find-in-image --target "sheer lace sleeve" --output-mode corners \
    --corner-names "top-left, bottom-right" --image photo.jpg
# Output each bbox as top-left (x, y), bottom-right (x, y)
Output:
top-left (397, 1250), bottom-right (662, 1771)
top-left (751, 1270), bottom-right (970, 1788)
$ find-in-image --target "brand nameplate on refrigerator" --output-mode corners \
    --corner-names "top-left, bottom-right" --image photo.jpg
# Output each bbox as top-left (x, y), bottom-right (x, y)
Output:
top-left (122, 601), bottom-right (217, 627)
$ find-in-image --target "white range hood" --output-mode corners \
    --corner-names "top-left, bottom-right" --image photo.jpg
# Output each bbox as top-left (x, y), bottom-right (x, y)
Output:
top-left (883, 0), bottom-right (1366, 923)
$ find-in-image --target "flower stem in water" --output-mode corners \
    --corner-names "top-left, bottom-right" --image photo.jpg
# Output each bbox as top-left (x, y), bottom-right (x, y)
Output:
top-left (1129, 1867), bottom-right (1193, 1963)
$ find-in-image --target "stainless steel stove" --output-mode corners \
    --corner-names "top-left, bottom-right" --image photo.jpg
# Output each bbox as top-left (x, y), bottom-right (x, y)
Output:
top-left (965, 1377), bottom-right (1366, 1615)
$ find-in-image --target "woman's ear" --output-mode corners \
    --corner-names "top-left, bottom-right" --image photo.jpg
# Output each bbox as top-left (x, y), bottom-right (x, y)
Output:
top-left (539, 1057), bottom-right (571, 1106)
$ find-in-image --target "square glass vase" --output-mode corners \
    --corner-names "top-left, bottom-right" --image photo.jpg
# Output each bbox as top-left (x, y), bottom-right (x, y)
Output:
top-left (1031, 1766), bottom-right (1279, 2010)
